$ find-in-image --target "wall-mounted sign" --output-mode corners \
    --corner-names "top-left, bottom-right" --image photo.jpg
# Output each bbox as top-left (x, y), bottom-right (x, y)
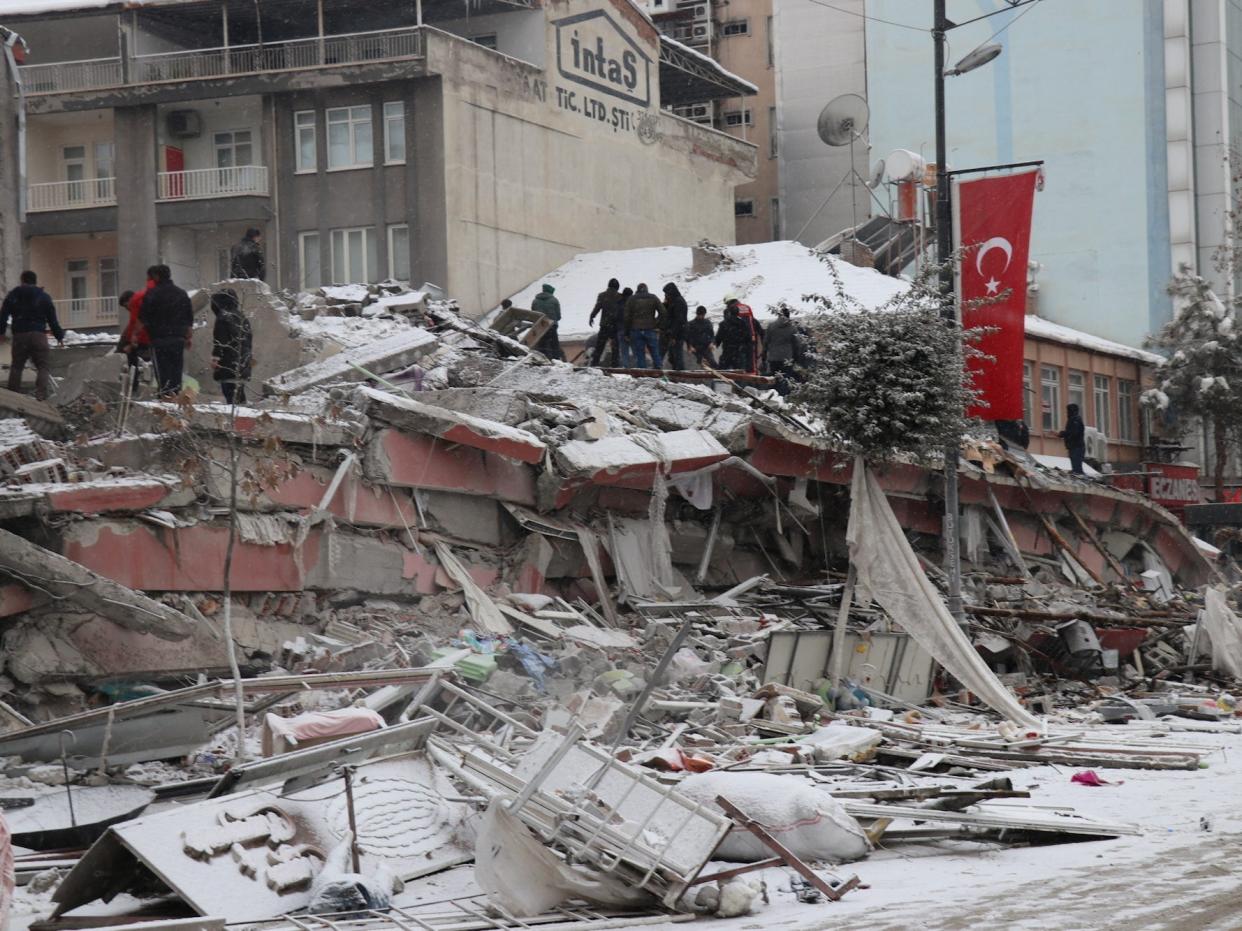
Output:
top-left (554, 9), bottom-right (652, 108)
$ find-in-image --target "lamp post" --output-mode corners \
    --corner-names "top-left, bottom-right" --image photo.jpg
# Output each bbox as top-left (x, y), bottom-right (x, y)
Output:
top-left (933, 0), bottom-right (1003, 624)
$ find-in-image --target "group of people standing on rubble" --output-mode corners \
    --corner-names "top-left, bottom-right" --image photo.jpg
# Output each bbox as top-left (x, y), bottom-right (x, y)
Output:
top-left (0, 229), bottom-right (262, 406)
top-left (520, 277), bottom-right (806, 392)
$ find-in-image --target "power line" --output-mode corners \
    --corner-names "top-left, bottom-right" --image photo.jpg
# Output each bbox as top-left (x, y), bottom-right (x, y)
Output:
top-left (974, 0), bottom-right (1046, 47)
top-left (800, 0), bottom-right (926, 33)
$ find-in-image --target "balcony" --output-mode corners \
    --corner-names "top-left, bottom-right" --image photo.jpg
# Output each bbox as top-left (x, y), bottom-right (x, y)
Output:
top-left (19, 27), bottom-right (425, 96)
top-left (55, 296), bottom-right (120, 330)
top-left (28, 178), bottom-right (116, 212)
top-left (157, 166), bottom-right (269, 201)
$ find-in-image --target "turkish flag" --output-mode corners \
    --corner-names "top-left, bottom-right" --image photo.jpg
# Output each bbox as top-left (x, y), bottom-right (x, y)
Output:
top-left (955, 170), bottom-right (1039, 421)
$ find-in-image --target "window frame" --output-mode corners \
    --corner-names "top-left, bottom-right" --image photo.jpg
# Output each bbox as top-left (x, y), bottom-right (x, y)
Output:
top-left (382, 101), bottom-right (406, 165)
top-left (766, 14), bottom-right (774, 66)
top-left (1093, 373), bottom-right (1111, 437)
top-left (721, 19), bottom-right (750, 36)
top-left (388, 224), bottom-right (410, 282)
top-left (770, 197), bottom-right (781, 240)
top-left (735, 199), bottom-right (755, 218)
top-left (768, 105), bottom-right (778, 157)
top-left (326, 105), bottom-right (373, 171)
top-left (722, 109), bottom-right (752, 127)
top-left (470, 33), bottom-right (498, 49)
top-left (1117, 378), bottom-right (1137, 442)
top-left (298, 231), bottom-right (321, 290)
top-left (1067, 369), bottom-right (1086, 413)
top-left (1040, 364), bottom-right (1061, 433)
top-left (329, 225), bottom-right (377, 284)
top-left (1022, 361), bottom-right (1034, 426)
top-left (213, 129), bottom-right (254, 169)
top-left (98, 256), bottom-right (118, 299)
top-left (295, 110), bottom-right (317, 173)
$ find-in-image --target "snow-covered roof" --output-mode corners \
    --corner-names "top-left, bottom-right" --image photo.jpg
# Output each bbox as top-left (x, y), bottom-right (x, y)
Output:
top-left (508, 241), bottom-right (1167, 369)
top-left (507, 241), bottom-right (909, 339)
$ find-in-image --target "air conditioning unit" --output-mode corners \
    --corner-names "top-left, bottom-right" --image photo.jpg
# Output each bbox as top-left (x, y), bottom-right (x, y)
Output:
top-left (1084, 427), bottom-right (1109, 463)
top-left (167, 110), bottom-right (202, 139)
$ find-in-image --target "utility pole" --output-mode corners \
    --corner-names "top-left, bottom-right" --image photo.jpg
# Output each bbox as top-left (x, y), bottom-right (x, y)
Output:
top-left (933, 0), bottom-right (965, 625)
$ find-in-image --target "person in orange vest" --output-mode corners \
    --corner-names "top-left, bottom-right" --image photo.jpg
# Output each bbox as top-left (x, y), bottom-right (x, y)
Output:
top-left (115, 265), bottom-right (158, 393)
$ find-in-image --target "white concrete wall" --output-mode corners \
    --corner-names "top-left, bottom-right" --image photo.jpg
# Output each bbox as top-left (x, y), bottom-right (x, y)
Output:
top-left (160, 226), bottom-right (198, 287)
top-left (155, 97), bottom-right (264, 172)
top-left (26, 111), bottom-right (115, 186)
top-left (428, 0), bottom-right (755, 314)
top-left (434, 10), bottom-right (547, 66)
top-left (773, 0), bottom-right (869, 246)
top-left (27, 234), bottom-right (118, 302)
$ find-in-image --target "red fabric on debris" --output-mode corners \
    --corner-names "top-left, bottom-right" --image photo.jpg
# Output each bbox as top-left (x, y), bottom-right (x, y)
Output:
top-left (1071, 769), bottom-right (1122, 787)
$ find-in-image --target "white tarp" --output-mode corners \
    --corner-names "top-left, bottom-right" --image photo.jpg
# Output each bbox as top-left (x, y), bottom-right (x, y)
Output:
top-left (847, 459), bottom-right (1041, 728)
top-left (1201, 587), bottom-right (1242, 678)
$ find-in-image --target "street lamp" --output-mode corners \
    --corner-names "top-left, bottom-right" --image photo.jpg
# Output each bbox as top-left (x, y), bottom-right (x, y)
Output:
top-left (933, 4), bottom-right (1003, 624)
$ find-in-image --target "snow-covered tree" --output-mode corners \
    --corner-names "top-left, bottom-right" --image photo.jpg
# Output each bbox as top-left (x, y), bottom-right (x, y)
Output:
top-left (790, 266), bottom-right (981, 463)
top-left (1143, 267), bottom-right (1242, 496)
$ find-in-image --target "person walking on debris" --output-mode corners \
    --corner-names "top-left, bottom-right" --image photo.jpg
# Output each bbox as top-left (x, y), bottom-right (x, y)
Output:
top-left (763, 305), bottom-right (802, 394)
top-left (731, 296), bottom-right (764, 374)
top-left (661, 282), bottom-right (688, 371)
top-left (210, 288), bottom-right (253, 406)
top-left (715, 301), bottom-right (752, 371)
top-left (116, 265), bottom-right (158, 393)
top-left (531, 283), bottom-right (564, 361)
top-left (625, 283), bottom-right (664, 369)
top-left (1059, 403), bottom-right (1087, 474)
top-left (686, 306), bottom-right (717, 368)
top-left (139, 265), bottom-right (194, 398)
top-left (589, 278), bottom-right (627, 367)
top-left (0, 270), bottom-right (65, 401)
top-left (230, 228), bottom-right (266, 281)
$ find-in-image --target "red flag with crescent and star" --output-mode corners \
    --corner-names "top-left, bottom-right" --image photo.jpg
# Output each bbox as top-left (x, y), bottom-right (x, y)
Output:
top-left (955, 169), bottom-right (1040, 421)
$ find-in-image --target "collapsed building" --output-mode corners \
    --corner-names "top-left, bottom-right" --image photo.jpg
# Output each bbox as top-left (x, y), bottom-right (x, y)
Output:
top-left (0, 273), bottom-right (1238, 930)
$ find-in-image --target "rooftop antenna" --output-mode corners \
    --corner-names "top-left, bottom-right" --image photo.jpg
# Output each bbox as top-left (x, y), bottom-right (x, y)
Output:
top-left (796, 94), bottom-right (876, 245)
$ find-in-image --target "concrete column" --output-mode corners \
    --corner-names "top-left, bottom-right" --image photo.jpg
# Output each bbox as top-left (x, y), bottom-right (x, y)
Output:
top-left (0, 48), bottom-right (24, 288)
top-left (372, 91), bottom-right (388, 281)
top-left (409, 77), bottom-right (447, 290)
top-left (114, 105), bottom-right (159, 290)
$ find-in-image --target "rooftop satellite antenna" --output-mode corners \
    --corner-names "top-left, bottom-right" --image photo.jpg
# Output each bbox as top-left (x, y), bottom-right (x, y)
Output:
top-left (797, 94), bottom-right (876, 244)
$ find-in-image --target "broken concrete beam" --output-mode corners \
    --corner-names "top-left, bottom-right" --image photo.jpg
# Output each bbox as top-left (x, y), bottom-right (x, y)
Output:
top-left (353, 386), bottom-right (546, 463)
top-left (0, 527), bottom-right (194, 639)
top-left (0, 386), bottom-right (64, 436)
top-left (0, 477), bottom-right (192, 518)
top-left (129, 402), bottom-right (358, 448)
top-left (554, 429), bottom-right (729, 485)
top-left (263, 327), bottom-right (438, 396)
top-left (364, 428), bottom-right (536, 505)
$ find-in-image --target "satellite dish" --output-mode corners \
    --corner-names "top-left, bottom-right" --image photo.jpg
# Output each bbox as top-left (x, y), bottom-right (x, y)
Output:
top-left (867, 159), bottom-right (886, 189)
top-left (817, 93), bottom-right (869, 147)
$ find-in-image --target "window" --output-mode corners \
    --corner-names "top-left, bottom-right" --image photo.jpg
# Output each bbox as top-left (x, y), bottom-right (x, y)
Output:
top-left (1022, 362), bottom-right (1033, 425)
top-left (766, 15), bottom-right (774, 66)
top-left (214, 130), bottom-right (253, 168)
top-left (62, 145), bottom-right (87, 203)
top-left (1040, 365), bottom-right (1061, 432)
top-left (1118, 379), bottom-right (1137, 442)
top-left (735, 199), bottom-right (754, 217)
top-left (99, 257), bottom-right (117, 298)
top-left (383, 101), bottom-right (406, 164)
top-left (722, 110), bottom-right (752, 127)
top-left (330, 226), bottom-right (377, 283)
top-left (295, 110), bottom-right (317, 172)
top-left (299, 232), bottom-right (322, 290)
top-left (327, 106), bottom-right (373, 169)
top-left (721, 19), bottom-right (749, 36)
top-left (1067, 369), bottom-right (1085, 412)
top-left (66, 259), bottom-right (89, 314)
top-left (94, 142), bottom-right (114, 200)
top-left (768, 106), bottom-right (777, 157)
top-left (388, 224), bottom-right (410, 281)
top-left (770, 198), bottom-right (781, 240)
top-left (470, 33), bottom-right (498, 49)
top-left (1094, 374), bottom-right (1111, 436)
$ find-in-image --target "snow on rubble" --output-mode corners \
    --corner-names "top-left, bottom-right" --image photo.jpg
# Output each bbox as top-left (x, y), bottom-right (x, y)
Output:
top-left (506, 240), bottom-right (909, 338)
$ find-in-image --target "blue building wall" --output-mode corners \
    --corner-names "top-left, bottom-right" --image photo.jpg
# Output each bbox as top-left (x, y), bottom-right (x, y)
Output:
top-left (865, 0), bottom-right (1172, 349)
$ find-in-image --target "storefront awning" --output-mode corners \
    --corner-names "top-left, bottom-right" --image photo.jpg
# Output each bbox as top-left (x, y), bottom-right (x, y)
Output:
top-left (659, 34), bottom-right (756, 106)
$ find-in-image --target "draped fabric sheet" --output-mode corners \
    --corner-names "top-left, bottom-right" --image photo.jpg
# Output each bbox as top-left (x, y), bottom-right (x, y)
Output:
top-left (1202, 587), bottom-right (1242, 679)
top-left (847, 458), bottom-right (1041, 728)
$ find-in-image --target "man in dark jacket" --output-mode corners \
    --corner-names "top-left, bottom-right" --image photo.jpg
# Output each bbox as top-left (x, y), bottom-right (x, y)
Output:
top-left (589, 278), bottom-right (627, 367)
top-left (230, 228), bottom-right (266, 280)
top-left (139, 265), bottom-right (194, 398)
top-left (763, 306), bottom-right (801, 394)
top-left (714, 303), bottom-right (752, 371)
top-left (661, 282), bottom-right (688, 371)
top-left (210, 289), bottom-right (253, 406)
top-left (531, 283), bottom-right (564, 361)
top-left (1, 270), bottom-right (65, 400)
top-left (1058, 403), bottom-right (1086, 474)
top-left (625, 283), bottom-right (663, 368)
top-left (686, 306), bottom-right (717, 368)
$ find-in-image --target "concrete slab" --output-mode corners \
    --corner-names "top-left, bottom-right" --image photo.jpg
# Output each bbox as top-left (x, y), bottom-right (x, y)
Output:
top-left (263, 327), bottom-right (438, 396)
top-left (555, 429), bottom-right (729, 484)
top-left (364, 428), bottom-right (536, 505)
top-left (130, 402), bottom-right (358, 447)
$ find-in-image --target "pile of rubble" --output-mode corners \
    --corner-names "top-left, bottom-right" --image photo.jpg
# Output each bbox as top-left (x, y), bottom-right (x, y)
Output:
top-left (0, 279), bottom-right (1238, 931)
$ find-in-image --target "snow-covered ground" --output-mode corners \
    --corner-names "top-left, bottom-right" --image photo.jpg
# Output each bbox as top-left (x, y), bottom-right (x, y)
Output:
top-left (506, 241), bottom-right (909, 339)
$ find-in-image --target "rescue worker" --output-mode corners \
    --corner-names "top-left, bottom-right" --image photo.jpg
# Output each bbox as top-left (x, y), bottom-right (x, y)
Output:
top-left (589, 278), bottom-right (627, 367)
top-left (660, 282), bottom-right (688, 371)
top-left (0, 270), bottom-right (64, 400)
top-left (530, 283), bottom-right (564, 361)
top-left (210, 288), bottom-right (254, 406)
top-left (624, 283), bottom-right (663, 369)
top-left (230, 228), bottom-right (266, 280)
top-left (686, 306), bottom-right (717, 368)
top-left (138, 265), bottom-right (194, 398)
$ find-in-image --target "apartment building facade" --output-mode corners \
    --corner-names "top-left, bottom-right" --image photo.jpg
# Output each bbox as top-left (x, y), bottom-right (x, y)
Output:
top-left (0, 0), bottom-right (756, 326)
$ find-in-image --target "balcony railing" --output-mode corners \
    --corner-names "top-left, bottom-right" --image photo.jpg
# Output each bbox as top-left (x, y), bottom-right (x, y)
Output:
top-left (55, 296), bottom-right (120, 329)
top-left (27, 178), bottom-right (116, 212)
top-left (20, 26), bottom-right (425, 96)
top-left (157, 165), bottom-right (269, 201)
